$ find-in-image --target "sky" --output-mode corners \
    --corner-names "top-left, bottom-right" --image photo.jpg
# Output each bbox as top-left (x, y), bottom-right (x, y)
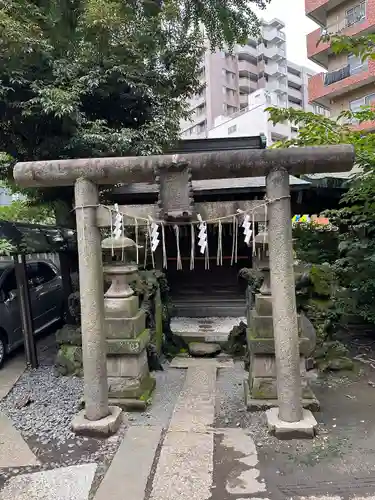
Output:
top-left (253, 0), bottom-right (322, 72)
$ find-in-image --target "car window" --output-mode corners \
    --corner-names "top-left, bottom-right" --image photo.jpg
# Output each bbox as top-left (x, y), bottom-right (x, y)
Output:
top-left (1, 269), bottom-right (17, 295)
top-left (26, 262), bottom-right (57, 287)
top-left (37, 263), bottom-right (57, 284)
top-left (26, 263), bottom-right (40, 287)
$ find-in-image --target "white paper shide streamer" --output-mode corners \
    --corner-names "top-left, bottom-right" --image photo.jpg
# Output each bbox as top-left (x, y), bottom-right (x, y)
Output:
top-left (150, 220), bottom-right (160, 252)
top-left (197, 214), bottom-right (207, 255)
top-left (242, 214), bottom-right (252, 245)
top-left (113, 203), bottom-right (123, 239)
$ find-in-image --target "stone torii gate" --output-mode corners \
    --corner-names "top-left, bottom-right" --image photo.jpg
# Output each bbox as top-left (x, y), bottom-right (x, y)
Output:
top-left (14, 145), bottom-right (355, 437)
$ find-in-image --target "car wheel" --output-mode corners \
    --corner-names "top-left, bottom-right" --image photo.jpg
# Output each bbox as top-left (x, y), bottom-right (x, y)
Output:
top-left (0, 331), bottom-right (8, 369)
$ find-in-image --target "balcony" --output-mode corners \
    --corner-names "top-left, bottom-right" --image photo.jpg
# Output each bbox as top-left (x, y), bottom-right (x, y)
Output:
top-left (305, 0), bottom-right (349, 25)
top-left (288, 86), bottom-right (303, 100)
top-left (189, 92), bottom-right (206, 108)
top-left (268, 81), bottom-right (288, 94)
top-left (240, 93), bottom-right (249, 108)
top-left (263, 27), bottom-right (286, 43)
top-left (238, 59), bottom-right (258, 76)
top-left (287, 71), bottom-right (303, 86)
top-left (264, 45), bottom-right (286, 61)
top-left (266, 61), bottom-right (287, 77)
top-left (351, 120), bottom-right (375, 132)
top-left (308, 59), bottom-right (375, 106)
top-left (307, 3), bottom-right (374, 68)
top-left (237, 44), bottom-right (258, 63)
top-left (239, 77), bottom-right (257, 93)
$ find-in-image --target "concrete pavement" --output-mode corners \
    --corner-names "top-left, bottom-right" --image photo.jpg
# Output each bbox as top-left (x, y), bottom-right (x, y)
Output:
top-left (2, 356), bottom-right (375, 499)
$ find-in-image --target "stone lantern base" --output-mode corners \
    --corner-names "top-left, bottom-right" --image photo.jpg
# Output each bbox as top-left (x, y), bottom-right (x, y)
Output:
top-left (106, 324), bottom-right (156, 411)
top-left (244, 293), bottom-right (320, 412)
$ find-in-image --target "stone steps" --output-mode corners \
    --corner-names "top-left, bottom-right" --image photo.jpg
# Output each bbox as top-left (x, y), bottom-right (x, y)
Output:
top-left (172, 297), bottom-right (246, 318)
top-left (171, 317), bottom-right (246, 344)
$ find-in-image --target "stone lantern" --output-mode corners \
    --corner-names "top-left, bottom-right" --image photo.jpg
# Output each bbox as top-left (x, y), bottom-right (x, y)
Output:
top-left (253, 231), bottom-right (271, 297)
top-left (101, 235), bottom-right (155, 410)
top-left (245, 230), bottom-right (319, 412)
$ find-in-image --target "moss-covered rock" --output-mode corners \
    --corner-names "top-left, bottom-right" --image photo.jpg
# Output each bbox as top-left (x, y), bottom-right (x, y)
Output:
top-left (314, 340), bottom-right (349, 360)
top-left (56, 324), bottom-right (82, 346)
top-left (225, 321), bottom-right (247, 357)
top-left (322, 357), bottom-right (354, 371)
top-left (55, 345), bottom-right (83, 376)
top-left (315, 341), bottom-right (354, 372)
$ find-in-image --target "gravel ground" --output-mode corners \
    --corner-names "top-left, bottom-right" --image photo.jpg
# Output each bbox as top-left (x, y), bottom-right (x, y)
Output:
top-left (0, 365), bottom-right (83, 445)
top-left (0, 336), bottom-right (83, 447)
top-left (0, 334), bottom-right (186, 491)
top-left (215, 360), bottom-right (269, 438)
top-left (0, 335), bottom-right (125, 485)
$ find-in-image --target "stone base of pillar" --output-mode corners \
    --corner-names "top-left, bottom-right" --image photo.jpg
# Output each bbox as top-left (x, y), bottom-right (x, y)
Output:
top-left (266, 407), bottom-right (317, 439)
top-left (71, 405), bottom-right (123, 437)
top-left (245, 294), bottom-right (319, 411)
top-left (243, 379), bottom-right (320, 412)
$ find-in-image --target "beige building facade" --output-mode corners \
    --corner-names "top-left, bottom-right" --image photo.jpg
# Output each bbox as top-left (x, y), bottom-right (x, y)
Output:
top-left (180, 19), bottom-right (325, 140)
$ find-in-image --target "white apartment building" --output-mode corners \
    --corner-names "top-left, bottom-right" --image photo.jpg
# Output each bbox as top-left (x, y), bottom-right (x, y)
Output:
top-left (208, 89), bottom-right (298, 144)
top-left (180, 18), bottom-right (328, 140)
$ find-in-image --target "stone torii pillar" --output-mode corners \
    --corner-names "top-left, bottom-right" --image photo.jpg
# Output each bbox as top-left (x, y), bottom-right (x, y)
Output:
top-left (13, 145), bottom-right (355, 438)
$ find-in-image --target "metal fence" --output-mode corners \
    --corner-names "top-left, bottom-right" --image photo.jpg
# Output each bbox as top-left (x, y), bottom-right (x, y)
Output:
top-left (0, 252), bottom-right (60, 267)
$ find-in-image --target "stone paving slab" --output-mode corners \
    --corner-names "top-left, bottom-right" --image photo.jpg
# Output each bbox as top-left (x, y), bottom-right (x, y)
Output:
top-left (149, 430), bottom-right (213, 500)
top-left (0, 412), bottom-right (39, 468)
top-left (169, 357), bottom-right (233, 369)
top-left (94, 426), bottom-right (163, 500)
top-left (1, 463), bottom-right (97, 500)
top-left (168, 365), bottom-right (216, 433)
top-left (0, 357), bottom-right (25, 401)
top-left (213, 428), bottom-right (266, 498)
top-left (149, 362), bottom-right (217, 500)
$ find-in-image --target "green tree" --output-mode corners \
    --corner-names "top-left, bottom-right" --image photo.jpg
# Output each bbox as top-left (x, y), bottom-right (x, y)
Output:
top-left (0, 199), bottom-right (55, 224)
top-left (0, 0), bottom-right (270, 221)
top-left (266, 30), bottom-right (375, 322)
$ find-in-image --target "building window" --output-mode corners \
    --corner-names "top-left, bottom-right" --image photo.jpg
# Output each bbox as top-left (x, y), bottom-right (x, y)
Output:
top-left (348, 53), bottom-right (367, 75)
top-left (313, 104), bottom-right (329, 116)
top-left (191, 120), bottom-right (206, 134)
top-left (287, 67), bottom-right (301, 78)
top-left (226, 88), bottom-right (235, 98)
top-left (346, 1), bottom-right (366, 27)
top-left (195, 104), bottom-right (206, 117)
top-left (350, 93), bottom-right (375, 113)
top-left (228, 125), bottom-right (237, 135)
top-left (198, 66), bottom-right (205, 79)
top-left (227, 105), bottom-right (237, 115)
top-left (225, 70), bottom-right (235, 81)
